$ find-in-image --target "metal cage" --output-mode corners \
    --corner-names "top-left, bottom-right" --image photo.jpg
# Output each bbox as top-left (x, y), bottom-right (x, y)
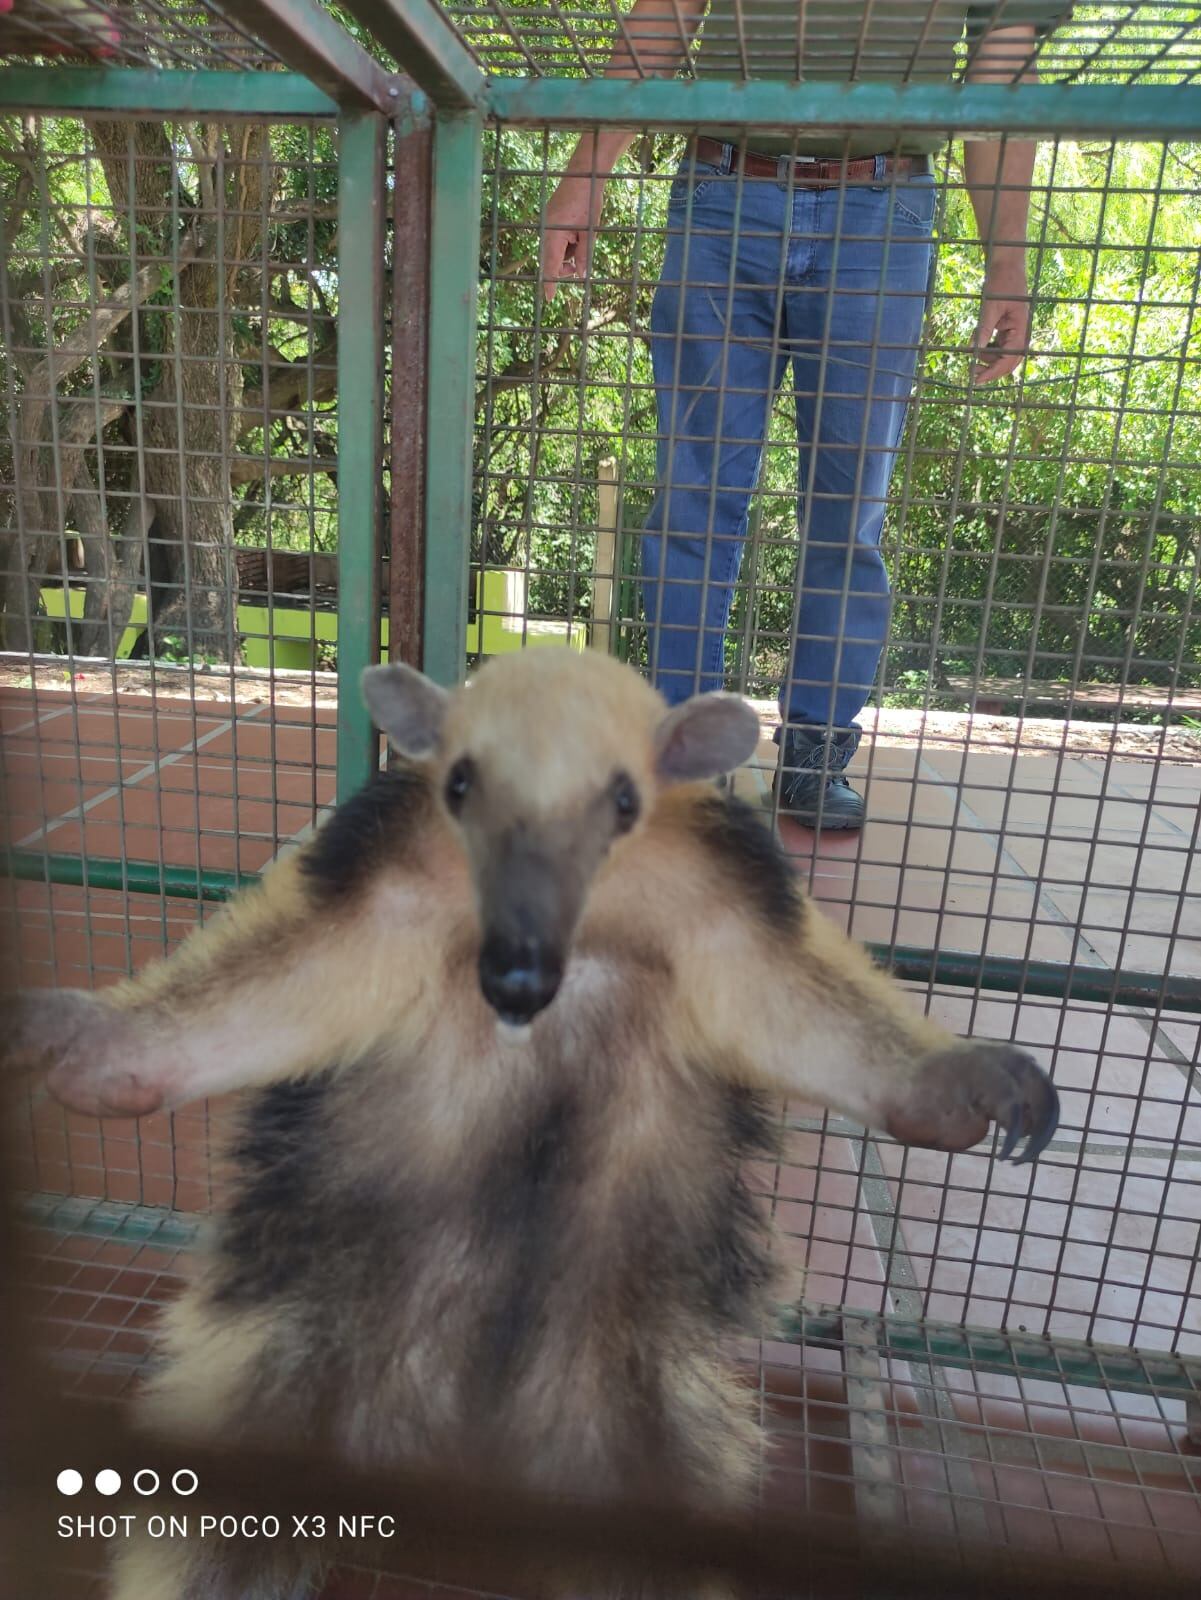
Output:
top-left (1, 1), bottom-right (1199, 1593)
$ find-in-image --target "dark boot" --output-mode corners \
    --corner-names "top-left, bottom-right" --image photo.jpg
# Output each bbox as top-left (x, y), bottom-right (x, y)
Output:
top-left (773, 724), bottom-right (865, 831)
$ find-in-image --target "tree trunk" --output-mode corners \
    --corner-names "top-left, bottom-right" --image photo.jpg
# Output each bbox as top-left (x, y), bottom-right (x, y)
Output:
top-left (73, 487), bottom-right (150, 659)
top-left (89, 121), bottom-right (271, 663)
top-left (139, 251), bottom-right (246, 660)
top-left (3, 118), bottom-right (281, 660)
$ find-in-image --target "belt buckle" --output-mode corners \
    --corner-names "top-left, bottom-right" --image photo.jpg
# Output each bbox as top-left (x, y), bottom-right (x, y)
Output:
top-left (778, 153), bottom-right (819, 183)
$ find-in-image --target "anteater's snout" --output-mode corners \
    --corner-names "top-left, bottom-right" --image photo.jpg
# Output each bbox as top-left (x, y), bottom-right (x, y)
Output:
top-left (479, 933), bottom-right (564, 1025)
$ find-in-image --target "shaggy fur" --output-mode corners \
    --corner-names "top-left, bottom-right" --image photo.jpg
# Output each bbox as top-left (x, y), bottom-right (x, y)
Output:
top-left (10, 650), bottom-right (1057, 1600)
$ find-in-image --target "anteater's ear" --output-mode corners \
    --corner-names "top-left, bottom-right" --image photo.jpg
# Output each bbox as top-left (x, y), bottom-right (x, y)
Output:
top-left (653, 692), bottom-right (760, 783)
top-left (361, 664), bottom-right (450, 758)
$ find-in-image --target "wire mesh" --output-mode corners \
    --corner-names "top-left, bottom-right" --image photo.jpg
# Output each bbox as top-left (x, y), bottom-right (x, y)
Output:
top-left (434, 0), bottom-right (1201, 85)
top-left (5, 2), bottom-right (1201, 1592)
top-left (15, 1141), bottom-right (1201, 1592)
top-left (0, 114), bottom-right (344, 903)
top-left (0, 0), bottom-right (291, 72)
top-left (469, 118), bottom-right (1201, 1373)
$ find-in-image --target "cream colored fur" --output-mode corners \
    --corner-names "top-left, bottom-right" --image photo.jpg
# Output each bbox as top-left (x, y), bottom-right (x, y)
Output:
top-left (10, 650), bottom-right (1053, 1600)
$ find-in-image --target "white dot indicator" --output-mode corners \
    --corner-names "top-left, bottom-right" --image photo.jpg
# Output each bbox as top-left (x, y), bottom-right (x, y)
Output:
top-left (133, 1469), bottom-right (160, 1496)
top-left (57, 1470), bottom-right (83, 1496)
top-left (171, 1469), bottom-right (198, 1496)
top-left (95, 1470), bottom-right (122, 1496)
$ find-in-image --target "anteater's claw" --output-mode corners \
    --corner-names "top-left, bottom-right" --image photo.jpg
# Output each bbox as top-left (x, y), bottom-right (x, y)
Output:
top-left (999, 1103), bottom-right (1024, 1163)
top-left (886, 1041), bottom-right (1059, 1165)
top-left (1012, 1078), bottom-right (1059, 1166)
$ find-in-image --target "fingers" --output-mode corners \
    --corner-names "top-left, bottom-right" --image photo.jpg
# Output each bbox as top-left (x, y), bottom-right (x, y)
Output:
top-left (975, 348), bottom-right (1026, 383)
top-left (540, 227), bottom-right (574, 303)
top-left (539, 233), bottom-right (559, 303)
top-left (972, 300), bottom-right (1031, 383)
top-left (541, 230), bottom-right (587, 303)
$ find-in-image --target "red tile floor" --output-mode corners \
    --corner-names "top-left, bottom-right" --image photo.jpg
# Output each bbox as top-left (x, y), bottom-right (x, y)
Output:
top-left (4, 680), bottom-right (1200, 1591)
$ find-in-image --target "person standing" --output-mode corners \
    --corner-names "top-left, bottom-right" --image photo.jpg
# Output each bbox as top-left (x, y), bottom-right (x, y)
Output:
top-left (542, 3), bottom-right (1065, 828)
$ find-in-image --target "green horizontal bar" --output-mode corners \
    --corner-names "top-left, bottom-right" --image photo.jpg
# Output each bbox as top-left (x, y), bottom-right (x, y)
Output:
top-left (4, 850), bottom-right (1198, 1011)
top-left (486, 78), bottom-right (1201, 139)
top-left (782, 1303), bottom-right (1200, 1399)
top-left (23, 1194), bottom-right (201, 1253)
top-left (3, 849), bottom-right (251, 904)
top-left (21, 1190), bottom-right (1198, 1401)
top-left (875, 943), bottom-right (1201, 1014)
top-left (0, 66), bottom-right (338, 118)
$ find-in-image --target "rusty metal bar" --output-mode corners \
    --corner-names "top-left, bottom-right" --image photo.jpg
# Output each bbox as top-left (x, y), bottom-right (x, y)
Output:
top-left (390, 99), bottom-right (433, 667)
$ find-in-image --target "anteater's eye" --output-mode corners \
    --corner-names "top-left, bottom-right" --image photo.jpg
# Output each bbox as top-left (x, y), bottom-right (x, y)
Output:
top-left (445, 757), bottom-right (475, 814)
top-left (612, 771), bottom-right (640, 833)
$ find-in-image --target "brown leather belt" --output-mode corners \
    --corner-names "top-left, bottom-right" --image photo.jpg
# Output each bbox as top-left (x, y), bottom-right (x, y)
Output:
top-left (691, 137), bottom-right (931, 185)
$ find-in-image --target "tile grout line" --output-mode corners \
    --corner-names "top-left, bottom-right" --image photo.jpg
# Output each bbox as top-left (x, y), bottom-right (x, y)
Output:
top-left (1091, 765), bottom-right (1201, 1093)
top-left (15, 704), bottom-right (269, 850)
top-left (1104, 766), bottom-right (1196, 841)
top-left (915, 751), bottom-right (1116, 958)
top-left (915, 756), bottom-right (1201, 1094)
top-left (4, 703), bottom-right (75, 740)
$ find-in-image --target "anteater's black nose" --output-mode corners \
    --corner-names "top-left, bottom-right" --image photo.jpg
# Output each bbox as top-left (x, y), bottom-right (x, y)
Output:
top-left (479, 934), bottom-right (563, 1025)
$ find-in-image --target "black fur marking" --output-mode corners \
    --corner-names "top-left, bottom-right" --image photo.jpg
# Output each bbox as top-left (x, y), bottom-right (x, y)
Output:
top-left (702, 1083), bottom-right (780, 1325)
top-left (471, 1088), bottom-right (579, 1389)
top-left (690, 794), bottom-right (804, 935)
top-left (212, 1074), bottom-right (337, 1306)
top-left (299, 767), bottom-right (431, 904)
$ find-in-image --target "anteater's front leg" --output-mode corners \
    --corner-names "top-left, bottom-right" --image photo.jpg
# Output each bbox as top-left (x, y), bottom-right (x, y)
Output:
top-left (3, 853), bottom-right (433, 1118)
top-left (690, 885), bottom-right (1058, 1166)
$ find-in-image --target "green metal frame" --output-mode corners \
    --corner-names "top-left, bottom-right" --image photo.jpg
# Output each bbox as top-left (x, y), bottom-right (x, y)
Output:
top-left (486, 79), bottom-right (1201, 137)
top-left (22, 1190), bottom-right (1201, 1401)
top-left (0, 66), bottom-right (339, 117)
top-left (422, 109), bottom-right (485, 686)
top-left (2, 28), bottom-right (1199, 993)
top-left (338, 0), bottom-right (485, 112)
top-left (5, 3), bottom-right (1201, 1531)
top-left (5, 850), bottom-right (1199, 1013)
top-left (336, 112), bottom-right (389, 799)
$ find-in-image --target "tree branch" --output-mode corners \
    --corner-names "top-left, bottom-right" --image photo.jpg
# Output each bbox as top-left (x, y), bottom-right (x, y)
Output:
top-left (229, 451), bottom-right (337, 486)
top-left (237, 334), bottom-right (338, 429)
top-left (73, 479), bottom-right (151, 659)
top-left (20, 222), bottom-right (205, 407)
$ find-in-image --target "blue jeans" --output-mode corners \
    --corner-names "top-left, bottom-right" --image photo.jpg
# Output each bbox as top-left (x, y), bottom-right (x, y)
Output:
top-left (640, 147), bottom-right (937, 730)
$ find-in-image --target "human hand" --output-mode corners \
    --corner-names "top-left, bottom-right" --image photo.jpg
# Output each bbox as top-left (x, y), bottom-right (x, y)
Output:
top-left (971, 254), bottom-right (1032, 383)
top-left (540, 175), bottom-right (606, 301)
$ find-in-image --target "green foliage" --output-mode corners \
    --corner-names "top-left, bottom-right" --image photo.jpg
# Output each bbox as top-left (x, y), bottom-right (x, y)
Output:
top-left (883, 141), bottom-right (1201, 699)
top-left (6, 109), bottom-right (1197, 702)
top-left (477, 133), bottom-right (1201, 704)
top-left (0, 113), bottom-right (343, 570)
